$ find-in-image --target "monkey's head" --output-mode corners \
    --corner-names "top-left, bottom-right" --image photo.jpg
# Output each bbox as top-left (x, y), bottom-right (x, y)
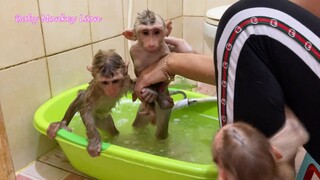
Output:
top-left (122, 10), bottom-right (172, 52)
top-left (89, 49), bottom-right (129, 98)
top-left (212, 122), bottom-right (279, 180)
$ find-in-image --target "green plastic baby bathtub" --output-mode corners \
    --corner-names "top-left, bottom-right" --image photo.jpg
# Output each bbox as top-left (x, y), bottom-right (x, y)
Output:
top-left (34, 84), bottom-right (219, 180)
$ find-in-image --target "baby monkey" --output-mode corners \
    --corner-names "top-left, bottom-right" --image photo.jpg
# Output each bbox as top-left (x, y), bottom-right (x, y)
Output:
top-left (123, 9), bottom-right (173, 139)
top-left (46, 49), bottom-right (133, 157)
top-left (213, 107), bottom-right (309, 180)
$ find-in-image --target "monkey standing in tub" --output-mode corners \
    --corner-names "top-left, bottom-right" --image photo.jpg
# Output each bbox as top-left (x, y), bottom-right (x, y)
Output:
top-left (46, 49), bottom-right (133, 157)
top-left (123, 10), bottom-right (173, 139)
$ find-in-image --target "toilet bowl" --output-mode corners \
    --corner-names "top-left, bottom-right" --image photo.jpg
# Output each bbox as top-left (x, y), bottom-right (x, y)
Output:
top-left (203, 5), bottom-right (231, 52)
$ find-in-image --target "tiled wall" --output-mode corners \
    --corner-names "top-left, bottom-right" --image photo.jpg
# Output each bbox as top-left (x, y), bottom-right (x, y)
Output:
top-left (0, 0), bottom-right (235, 172)
top-left (183, 0), bottom-right (238, 55)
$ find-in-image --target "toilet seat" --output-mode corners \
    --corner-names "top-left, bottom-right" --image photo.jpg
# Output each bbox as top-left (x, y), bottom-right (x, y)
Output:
top-left (203, 4), bottom-right (231, 53)
top-left (205, 5), bottom-right (231, 26)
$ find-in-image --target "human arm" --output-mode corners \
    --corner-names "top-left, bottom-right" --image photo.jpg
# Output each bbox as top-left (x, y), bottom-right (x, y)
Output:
top-left (165, 53), bottom-right (215, 84)
top-left (164, 36), bottom-right (214, 83)
top-left (290, 0), bottom-right (320, 18)
top-left (135, 52), bottom-right (215, 100)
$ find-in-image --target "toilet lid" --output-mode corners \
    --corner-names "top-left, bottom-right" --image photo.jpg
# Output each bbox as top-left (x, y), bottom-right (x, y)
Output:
top-left (205, 5), bottom-right (231, 26)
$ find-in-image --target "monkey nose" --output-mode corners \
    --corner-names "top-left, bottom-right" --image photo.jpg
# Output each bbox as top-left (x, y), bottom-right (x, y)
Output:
top-left (147, 45), bottom-right (157, 51)
top-left (106, 89), bottom-right (119, 98)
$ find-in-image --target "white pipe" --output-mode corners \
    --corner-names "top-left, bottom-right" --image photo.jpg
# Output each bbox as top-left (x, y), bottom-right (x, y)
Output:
top-left (172, 97), bottom-right (217, 110)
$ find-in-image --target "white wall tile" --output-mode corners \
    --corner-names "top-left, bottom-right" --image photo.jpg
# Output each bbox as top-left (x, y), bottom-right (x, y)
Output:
top-left (183, 0), bottom-right (205, 16)
top-left (168, 0), bottom-right (183, 19)
top-left (0, 0), bottom-right (45, 68)
top-left (183, 17), bottom-right (205, 53)
top-left (171, 17), bottom-right (183, 39)
top-left (0, 59), bottom-right (56, 170)
top-left (89, 0), bottom-right (124, 42)
top-left (38, 0), bottom-right (91, 55)
top-left (47, 46), bottom-right (93, 96)
top-left (148, 0), bottom-right (168, 19)
top-left (123, 0), bottom-right (148, 31)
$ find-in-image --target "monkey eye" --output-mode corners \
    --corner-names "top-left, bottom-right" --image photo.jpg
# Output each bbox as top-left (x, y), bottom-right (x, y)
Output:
top-left (112, 80), bottom-right (120, 84)
top-left (101, 81), bottom-right (110, 85)
top-left (154, 29), bottom-right (161, 35)
top-left (101, 79), bottom-right (122, 86)
top-left (142, 31), bottom-right (149, 36)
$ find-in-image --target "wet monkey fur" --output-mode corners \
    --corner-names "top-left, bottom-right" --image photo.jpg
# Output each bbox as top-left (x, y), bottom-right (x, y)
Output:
top-left (46, 49), bottom-right (133, 157)
top-left (123, 10), bottom-right (173, 139)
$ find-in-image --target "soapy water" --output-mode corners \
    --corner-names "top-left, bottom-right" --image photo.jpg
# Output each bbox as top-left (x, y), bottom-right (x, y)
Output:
top-left (69, 99), bottom-right (219, 164)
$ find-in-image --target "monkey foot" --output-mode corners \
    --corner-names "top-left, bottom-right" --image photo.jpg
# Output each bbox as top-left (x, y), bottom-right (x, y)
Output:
top-left (132, 112), bottom-right (156, 127)
top-left (157, 99), bottom-right (174, 109)
top-left (155, 131), bottom-right (169, 140)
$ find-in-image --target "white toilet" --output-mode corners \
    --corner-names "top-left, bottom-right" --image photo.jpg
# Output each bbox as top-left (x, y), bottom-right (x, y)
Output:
top-left (197, 5), bottom-right (231, 96)
top-left (203, 5), bottom-right (231, 52)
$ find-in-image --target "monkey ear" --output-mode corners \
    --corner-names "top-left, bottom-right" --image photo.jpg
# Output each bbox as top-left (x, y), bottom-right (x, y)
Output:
top-left (165, 20), bottom-right (173, 36)
top-left (86, 65), bottom-right (95, 77)
top-left (271, 146), bottom-right (283, 160)
top-left (218, 167), bottom-right (229, 180)
top-left (124, 62), bottom-right (129, 75)
top-left (86, 65), bottom-right (93, 72)
top-left (122, 29), bottom-right (137, 41)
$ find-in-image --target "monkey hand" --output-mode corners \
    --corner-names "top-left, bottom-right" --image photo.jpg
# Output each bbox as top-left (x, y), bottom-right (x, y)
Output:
top-left (141, 88), bottom-right (158, 103)
top-left (60, 122), bottom-right (72, 132)
top-left (46, 121), bottom-right (71, 139)
top-left (165, 36), bottom-right (194, 53)
top-left (87, 137), bottom-right (102, 157)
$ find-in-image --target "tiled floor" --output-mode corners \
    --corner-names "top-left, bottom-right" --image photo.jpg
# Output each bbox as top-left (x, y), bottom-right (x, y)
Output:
top-left (15, 147), bottom-right (94, 180)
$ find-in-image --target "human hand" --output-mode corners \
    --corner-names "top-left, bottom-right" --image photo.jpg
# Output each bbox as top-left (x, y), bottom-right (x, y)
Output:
top-left (165, 36), bottom-right (194, 53)
top-left (134, 57), bottom-right (169, 102)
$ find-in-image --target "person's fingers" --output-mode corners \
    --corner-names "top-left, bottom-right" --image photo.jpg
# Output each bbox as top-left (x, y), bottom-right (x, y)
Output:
top-left (164, 36), bottom-right (180, 46)
top-left (164, 36), bottom-right (193, 53)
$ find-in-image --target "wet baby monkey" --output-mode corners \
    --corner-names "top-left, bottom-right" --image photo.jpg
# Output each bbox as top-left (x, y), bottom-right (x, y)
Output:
top-left (123, 9), bottom-right (173, 139)
top-left (46, 49), bottom-right (133, 157)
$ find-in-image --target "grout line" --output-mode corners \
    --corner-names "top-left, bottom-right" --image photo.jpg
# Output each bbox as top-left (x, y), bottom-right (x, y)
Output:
top-left (36, 0), bottom-right (53, 97)
top-left (37, 160), bottom-right (91, 179)
top-left (87, 0), bottom-right (94, 56)
top-left (36, 0), bottom-right (48, 56)
top-left (0, 35), bottom-right (122, 72)
top-left (0, 58), bottom-right (42, 71)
